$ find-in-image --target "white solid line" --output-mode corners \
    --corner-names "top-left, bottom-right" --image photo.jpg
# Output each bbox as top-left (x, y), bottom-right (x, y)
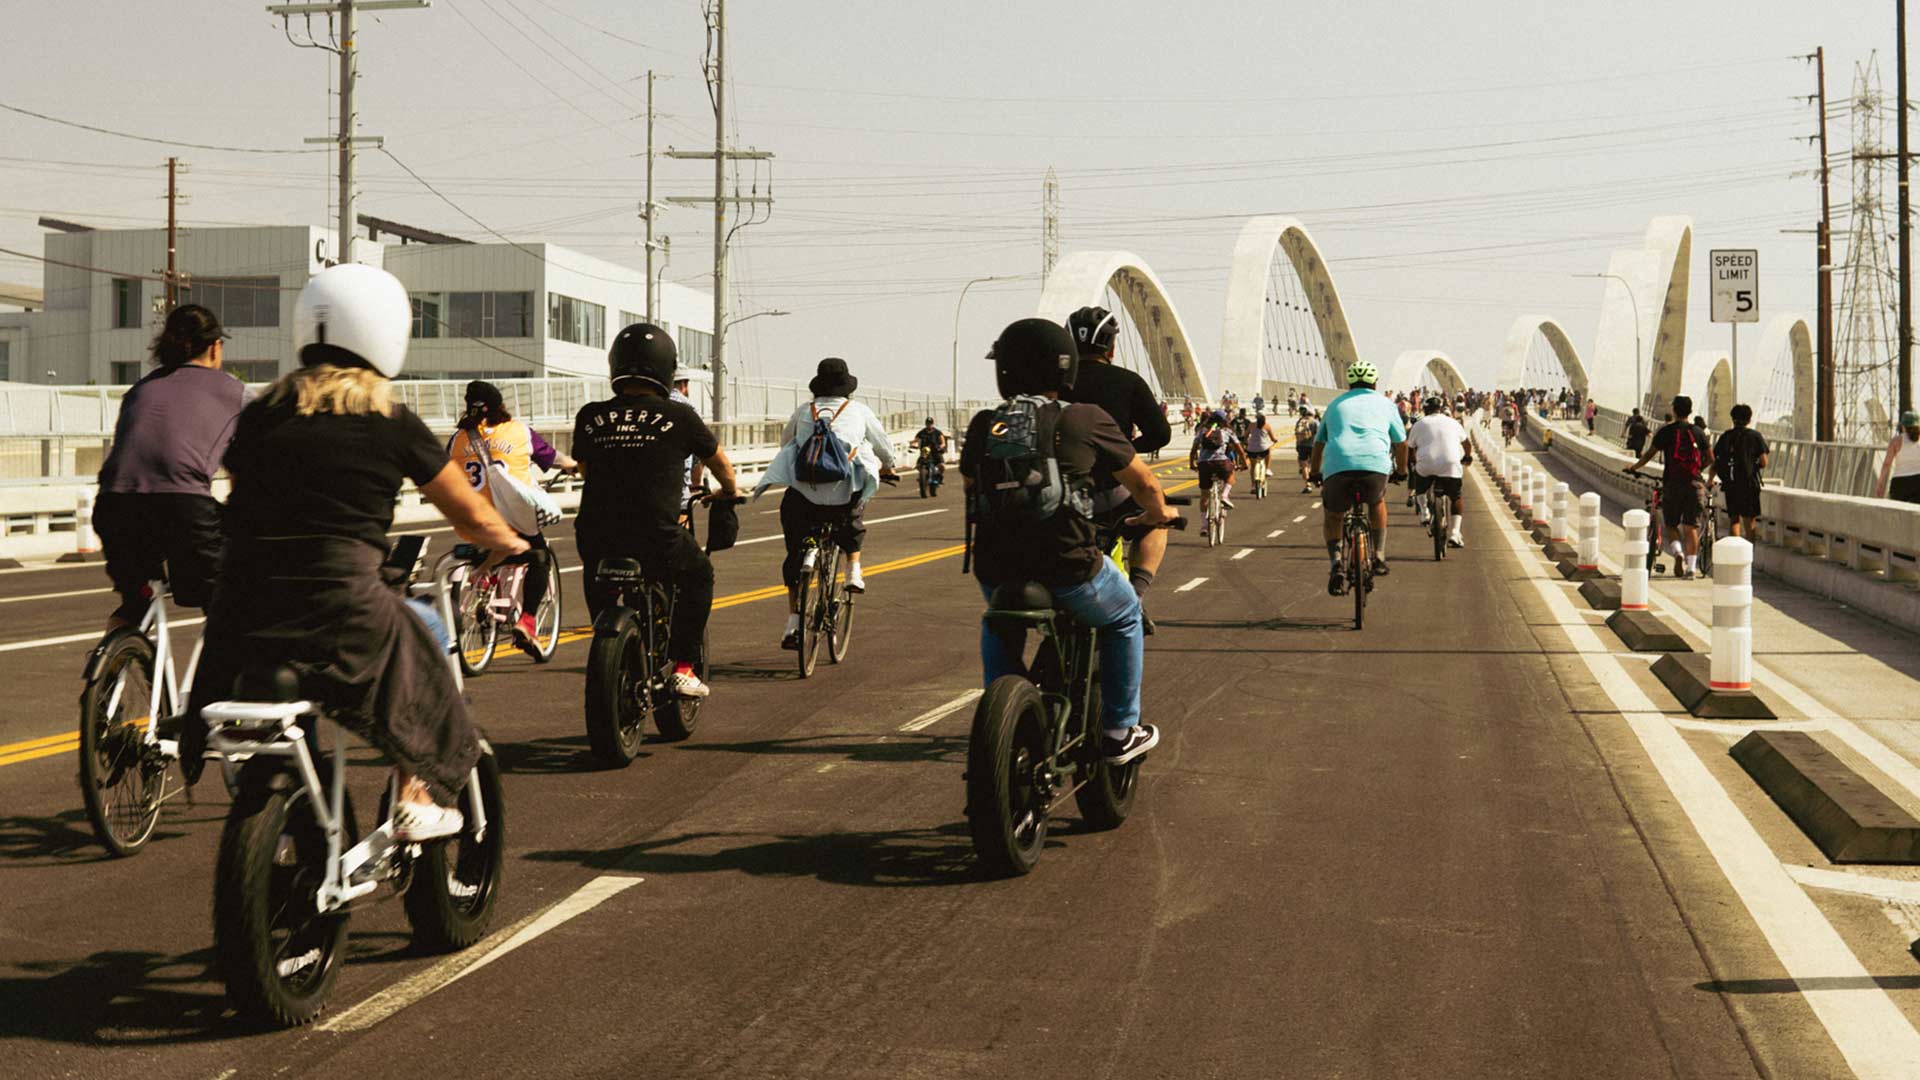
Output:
top-left (0, 617), bottom-right (204, 655)
top-left (318, 874), bottom-right (643, 1033)
top-left (1311, 501), bottom-right (1321, 509)
top-left (898, 688), bottom-right (983, 732)
top-left (1788, 864), bottom-right (1920, 907)
top-left (1291, 514), bottom-right (1307, 523)
top-left (1267, 529), bottom-right (1284, 538)
top-left (1232, 548), bottom-right (1254, 560)
top-left (1175, 576), bottom-right (1207, 592)
top-left (731, 507), bottom-right (949, 547)
top-left (0, 585), bottom-right (112, 605)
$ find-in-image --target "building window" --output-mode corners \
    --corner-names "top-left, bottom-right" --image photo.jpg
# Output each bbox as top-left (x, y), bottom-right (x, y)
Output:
top-left (0, 340), bottom-right (10, 381)
top-left (547, 293), bottom-right (605, 348)
top-left (111, 360), bottom-right (144, 384)
top-left (677, 327), bottom-right (712, 370)
top-left (178, 276), bottom-right (280, 328)
top-left (411, 294), bottom-right (443, 339)
top-left (225, 360), bottom-right (279, 383)
top-left (112, 278), bottom-right (141, 329)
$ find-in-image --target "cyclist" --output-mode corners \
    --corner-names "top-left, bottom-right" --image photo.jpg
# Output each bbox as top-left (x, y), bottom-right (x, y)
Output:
top-left (572, 323), bottom-right (739, 696)
top-left (760, 358), bottom-right (898, 650)
top-left (1310, 360), bottom-right (1408, 595)
top-left (671, 367), bottom-right (707, 522)
top-left (1499, 397), bottom-right (1519, 444)
top-left (1245, 412), bottom-right (1276, 493)
top-left (93, 303), bottom-right (248, 631)
top-left (448, 379), bottom-right (577, 653)
top-left (1405, 395), bottom-right (1470, 548)
top-left (1626, 394), bottom-right (1714, 579)
top-left (1190, 409), bottom-right (1245, 510)
top-left (1063, 305), bottom-right (1174, 609)
top-left (186, 264), bottom-right (525, 838)
top-left (960, 318), bottom-right (1180, 765)
top-left (1293, 408), bottom-right (1321, 492)
top-left (910, 416), bottom-right (948, 489)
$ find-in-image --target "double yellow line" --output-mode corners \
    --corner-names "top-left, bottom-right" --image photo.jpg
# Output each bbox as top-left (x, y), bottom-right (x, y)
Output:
top-left (0, 730), bottom-right (82, 768)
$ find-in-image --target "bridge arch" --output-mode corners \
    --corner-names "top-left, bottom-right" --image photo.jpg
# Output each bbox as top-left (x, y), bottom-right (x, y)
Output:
top-left (1756, 314), bottom-right (1814, 438)
top-left (1498, 315), bottom-right (1587, 394)
top-left (1389, 350), bottom-right (1468, 399)
top-left (1680, 350), bottom-right (1735, 430)
top-left (1218, 216), bottom-right (1360, 398)
top-left (1588, 216), bottom-right (1692, 415)
top-left (1035, 251), bottom-right (1209, 400)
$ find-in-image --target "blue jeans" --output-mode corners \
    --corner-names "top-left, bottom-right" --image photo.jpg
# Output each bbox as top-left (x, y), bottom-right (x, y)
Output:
top-left (979, 558), bottom-right (1142, 733)
top-left (407, 595), bottom-right (454, 652)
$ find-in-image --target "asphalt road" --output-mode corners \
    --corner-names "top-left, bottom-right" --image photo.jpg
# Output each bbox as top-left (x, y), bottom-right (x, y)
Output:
top-left (0, 460), bottom-right (1862, 1078)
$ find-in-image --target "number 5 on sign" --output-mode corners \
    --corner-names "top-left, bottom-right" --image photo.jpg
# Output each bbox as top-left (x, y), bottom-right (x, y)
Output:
top-left (1710, 249), bottom-right (1759, 324)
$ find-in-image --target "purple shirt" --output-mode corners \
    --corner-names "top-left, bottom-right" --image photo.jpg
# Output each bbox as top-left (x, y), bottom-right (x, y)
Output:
top-left (98, 365), bottom-right (250, 496)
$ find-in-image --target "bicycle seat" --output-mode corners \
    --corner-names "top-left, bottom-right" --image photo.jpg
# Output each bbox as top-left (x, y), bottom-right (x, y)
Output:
top-left (596, 557), bottom-right (644, 583)
top-left (986, 580), bottom-right (1054, 613)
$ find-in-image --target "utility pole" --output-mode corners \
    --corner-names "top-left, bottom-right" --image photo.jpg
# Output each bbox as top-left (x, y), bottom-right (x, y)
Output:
top-left (667, 0), bottom-right (773, 424)
top-left (1814, 47), bottom-right (1836, 440)
top-left (641, 70), bottom-right (668, 321)
top-left (165, 157), bottom-right (180, 310)
top-left (1902, 0), bottom-right (1915, 414)
top-left (1042, 167), bottom-right (1060, 285)
top-left (268, 0), bottom-right (427, 265)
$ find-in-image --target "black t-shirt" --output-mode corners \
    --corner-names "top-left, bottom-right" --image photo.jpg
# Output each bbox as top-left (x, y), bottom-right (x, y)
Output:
top-left (1625, 416), bottom-right (1650, 450)
top-left (1062, 360), bottom-right (1172, 461)
top-left (1713, 426), bottom-right (1769, 488)
top-left (223, 399), bottom-right (447, 554)
top-left (912, 427), bottom-right (945, 451)
top-left (960, 401), bottom-right (1135, 587)
top-left (572, 392), bottom-right (719, 543)
top-left (1648, 421), bottom-right (1710, 486)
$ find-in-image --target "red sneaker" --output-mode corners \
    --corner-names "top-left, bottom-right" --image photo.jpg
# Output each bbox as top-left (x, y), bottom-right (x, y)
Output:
top-left (512, 613), bottom-right (539, 653)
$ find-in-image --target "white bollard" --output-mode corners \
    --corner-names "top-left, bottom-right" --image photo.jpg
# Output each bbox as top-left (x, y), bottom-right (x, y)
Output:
top-left (1577, 492), bottom-right (1602, 571)
top-left (74, 486), bottom-right (99, 556)
top-left (1517, 465), bottom-right (1533, 514)
top-left (1531, 472), bottom-right (1549, 527)
top-left (1710, 536), bottom-right (1755, 691)
top-left (1622, 509), bottom-right (1650, 610)
top-left (1549, 482), bottom-right (1571, 543)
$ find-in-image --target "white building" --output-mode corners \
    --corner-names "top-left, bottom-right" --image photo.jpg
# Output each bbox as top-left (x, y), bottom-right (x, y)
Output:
top-left (0, 222), bottom-right (711, 385)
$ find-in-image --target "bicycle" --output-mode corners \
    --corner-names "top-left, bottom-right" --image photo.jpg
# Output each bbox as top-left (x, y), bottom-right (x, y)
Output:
top-left (793, 516), bottom-right (856, 679)
top-left (1336, 490), bottom-right (1378, 629)
top-left (205, 536), bottom-right (505, 1028)
top-left (76, 582), bottom-right (232, 856)
top-left (966, 515), bottom-right (1187, 875)
top-left (1427, 484), bottom-right (1453, 562)
top-left (916, 445), bottom-right (944, 499)
top-left (437, 542), bottom-right (562, 675)
top-left (1698, 483), bottom-right (1718, 576)
top-left (1201, 475), bottom-right (1229, 547)
top-left (1250, 453), bottom-right (1269, 499)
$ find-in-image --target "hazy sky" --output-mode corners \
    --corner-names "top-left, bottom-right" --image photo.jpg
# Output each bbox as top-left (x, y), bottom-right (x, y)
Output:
top-left (0, 1), bottom-right (1899, 400)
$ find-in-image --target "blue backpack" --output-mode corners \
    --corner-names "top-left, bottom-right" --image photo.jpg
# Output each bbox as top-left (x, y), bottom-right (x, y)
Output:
top-left (795, 400), bottom-right (853, 484)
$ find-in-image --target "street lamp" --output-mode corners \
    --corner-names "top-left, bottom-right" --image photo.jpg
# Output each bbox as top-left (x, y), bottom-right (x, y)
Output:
top-left (709, 309), bottom-right (786, 417)
top-left (1576, 272), bottom-right (1644, 415)
top-left (952, 275), bottom-right (1010, 408)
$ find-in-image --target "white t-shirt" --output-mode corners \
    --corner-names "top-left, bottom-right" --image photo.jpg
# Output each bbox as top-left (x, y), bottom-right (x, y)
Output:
top-left (1406, 414), bottom-right (1468, 479)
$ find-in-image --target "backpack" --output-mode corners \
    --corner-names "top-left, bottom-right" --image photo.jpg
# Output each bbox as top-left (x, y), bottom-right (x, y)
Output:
top-left (1665, 423), bottom-right (1706, 484)
top-left (972, 398), bottom-right (1091, 526)
top-left (794, 400), bottom-right (853, 484)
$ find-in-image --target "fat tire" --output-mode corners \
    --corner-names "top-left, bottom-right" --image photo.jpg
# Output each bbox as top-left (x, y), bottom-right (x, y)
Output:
top-left (584, 613), bottom-right (646, 766)
top-left (77, 629), bottom-right (165, 857)
top-left (966, 676), bottom-right (1050, 876)
top-left (653, 629), bottom-right (707, 742)
top-left (404, 742), bottom-right (505, 951)
top-left (1073, 680), bottom-right (1137, 829)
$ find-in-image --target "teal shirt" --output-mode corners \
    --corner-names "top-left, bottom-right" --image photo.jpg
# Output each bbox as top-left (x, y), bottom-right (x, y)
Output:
top-left (1314, 388), bottom-right (1405, 475)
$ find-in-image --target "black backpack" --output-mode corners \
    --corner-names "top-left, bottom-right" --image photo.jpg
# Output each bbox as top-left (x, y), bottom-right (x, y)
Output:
top-left (971, 398), bottom-right (1092, 526)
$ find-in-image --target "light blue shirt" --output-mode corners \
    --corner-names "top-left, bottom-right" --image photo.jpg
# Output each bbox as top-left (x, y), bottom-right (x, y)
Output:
top-left (1314, 388), bottom-right (1405, 476)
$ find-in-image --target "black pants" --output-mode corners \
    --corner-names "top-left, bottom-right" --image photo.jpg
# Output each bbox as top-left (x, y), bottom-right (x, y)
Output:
top-left (779, 489), bottom-right (865, 589)
top-left (504, 532), bottom-right (550, 615)
top-left (578, 528), bottom-right (713, 662)
top-left (94, 492), bottom-right (222, 624)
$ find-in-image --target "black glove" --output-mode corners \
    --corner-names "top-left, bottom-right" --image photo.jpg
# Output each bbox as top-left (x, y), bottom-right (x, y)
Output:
top-left (1389, 471), bottom-right (1408, 484)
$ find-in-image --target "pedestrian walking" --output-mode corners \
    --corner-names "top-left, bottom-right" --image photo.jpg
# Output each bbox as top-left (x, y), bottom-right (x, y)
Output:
top-left (1877, 409), bottom-right (1920, 504)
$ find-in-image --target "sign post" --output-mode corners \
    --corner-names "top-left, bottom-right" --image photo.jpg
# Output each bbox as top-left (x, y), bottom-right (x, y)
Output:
top-left (1710, 248), bottom-right (1760, 403)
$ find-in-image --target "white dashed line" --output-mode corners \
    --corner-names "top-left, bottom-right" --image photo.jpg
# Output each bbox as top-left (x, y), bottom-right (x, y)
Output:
top-left (1291, 515), bottom-right (1307, 523)
top-left (1175, 577), bottom-right (1207, 592)
top-left (1311, 501), bottom-right (1321, 509)
top-left (1267, 529), bottom-right (1284, 538)
top-left (898, 689), bottom-right (984, 731)
top-left (1232, 548), bottom-right (1254, 560)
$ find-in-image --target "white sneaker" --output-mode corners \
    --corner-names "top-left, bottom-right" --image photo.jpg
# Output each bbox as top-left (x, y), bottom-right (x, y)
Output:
top-left (845, 565), bottom-right (866, 593)
top-left (669, 666), bottom-right (711, 698)
top-left (394, 800), bottom-right (465, 842)
top-left (1418, 510), bottom-right (1431, 524)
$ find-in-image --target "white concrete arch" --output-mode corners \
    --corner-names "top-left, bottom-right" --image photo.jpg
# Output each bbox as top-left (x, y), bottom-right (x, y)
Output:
top-left (1680, 349), bottom-right (1734, 430)
top-left (1588, 216), bottom-right (1692, 415)
top-left (1497, 315), bottom-right (1587, 394)
top-left (1757, 314), bottom-right (1814, 438)
top-left (1218, 216), bottom-right (1361, 396)
top-left (1035, 251), bottom-right (1209, 400)
top-left (1389, 350), bottom-right (1468, 399)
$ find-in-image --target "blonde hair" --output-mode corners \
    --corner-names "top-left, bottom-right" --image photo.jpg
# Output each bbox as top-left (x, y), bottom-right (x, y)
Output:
top-left (268, 363), bottom-right (393, 418)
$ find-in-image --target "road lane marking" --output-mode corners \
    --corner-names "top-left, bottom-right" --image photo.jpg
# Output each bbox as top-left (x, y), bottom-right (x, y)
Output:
top-left (1472, 464), bottom-right (1920, 1076)
top-left (1175, 577), bottom-right (1207, 592)
top-left (0, 736), bottom-right (79, 767)
top-left (1787, 864), bottom-right (1920, 906)
top-left (1232, 548), bottom-right (1254, 560)
top-left (0, 586), bottom-right (112, 605)
top-left (1267, 530), bottom-right (1284, 538)
top-left (730, 507), bottom-right (950, 546)
top-left (1311, 501), bottom-right (1321, 509)
top-left (898, 689), bottom-right (983, 732)
top-left (0, 619), bottom-right (204, 655)
top-left (317, 874), bottom-right (644, 1033)
top-left (1291, 515), bottom-right (1306, 523)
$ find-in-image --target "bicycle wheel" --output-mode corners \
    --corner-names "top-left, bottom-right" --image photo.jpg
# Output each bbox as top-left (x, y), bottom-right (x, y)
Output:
top-left (529, 549), bottom-right (562, 663)
top-left (1350, 527), bottom-right (1367, 630)
top-left (965, 675), bottom-right (1051, 876)
top-left (77, 629), bottom-right (166, 857)
top-left (654, 627), bottom-right (707, 742)
top-left (1073, 680), bottom-right (1138, 830)
top-left (404, 740), bottom-right (505, 951)
top-left (798, 549), bottom-right (827, 679)
top-left (918, 470), bottom-right (931, 499)
top-left (1432, 494), bottom-right (1448, 562)
top-left (1699, 507), bottom-right (1717, 576)
top-left (214, 763), bottom-right (352, 1028)
top-left (827, 569), bottom-right (855, 664)
top-left (453, 574), bottom-right (498, 677)
top-left (584, 612), bottom-right (647, 766)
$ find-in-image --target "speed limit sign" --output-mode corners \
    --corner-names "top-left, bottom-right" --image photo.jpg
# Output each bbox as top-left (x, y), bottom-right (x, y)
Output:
top-left (1710, 249), bottom-right (1758, 323)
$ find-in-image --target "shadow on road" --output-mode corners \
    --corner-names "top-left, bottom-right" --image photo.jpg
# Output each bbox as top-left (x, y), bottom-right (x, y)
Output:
top-left (0, 810), bottom-right (124, 865)
top-left (672, 730), bottom-right (966, 768)
top-left (1154, 616), bottom-right (1350, 632)
top-left (491, 733), bottom-right (630, 775)
top-left (0, 947), bottom-right (234, 1046)
top-left (524, 821), bottom-right (1002, 888)
top-left (1699, 975), bottom-right (1920, 993)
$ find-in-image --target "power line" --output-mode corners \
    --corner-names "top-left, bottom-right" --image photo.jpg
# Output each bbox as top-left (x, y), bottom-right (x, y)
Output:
top-left (0, 101), bottom-right (326, 155)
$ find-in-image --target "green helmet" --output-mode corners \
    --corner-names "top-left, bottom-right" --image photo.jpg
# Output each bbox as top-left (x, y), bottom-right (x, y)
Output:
top-left (1346, 360), bottom-right (1378, 386)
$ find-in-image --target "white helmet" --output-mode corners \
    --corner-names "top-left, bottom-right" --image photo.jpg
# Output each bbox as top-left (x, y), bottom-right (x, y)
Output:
top-left (294, 263), bottom-right (412, 379)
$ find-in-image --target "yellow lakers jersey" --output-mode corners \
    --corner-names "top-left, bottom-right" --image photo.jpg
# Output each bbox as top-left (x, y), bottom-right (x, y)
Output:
top-left (451, 418), bottom-right (533, 489)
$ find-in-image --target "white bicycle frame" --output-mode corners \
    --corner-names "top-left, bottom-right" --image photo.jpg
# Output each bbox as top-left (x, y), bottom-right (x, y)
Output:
top-left (203, 539), bottom-right (487, 915)
top-left (100, 581), bottom-right (205, 766)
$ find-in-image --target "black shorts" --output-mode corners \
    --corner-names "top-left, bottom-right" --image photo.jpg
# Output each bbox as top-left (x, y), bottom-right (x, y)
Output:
top-left (95, 492), bottom-right (223, 624)
top-left (1891, 474), bottom-right (1920, 504)
top-left (1295, 442), bottom-right (1314, 460)
top-left (1196, 460), bottom-right (1234, 491)
top-left (1321, 470), bottom-right (1387, 514)
top-left (1411, 474), bottom-right (1463, 500)
top-left (1246, 449), bottom-right (1271, 463)
top-left (1721, 483), bottom-right (1760, 518)
top-left (1661, 479), bottom-right (1704, 528)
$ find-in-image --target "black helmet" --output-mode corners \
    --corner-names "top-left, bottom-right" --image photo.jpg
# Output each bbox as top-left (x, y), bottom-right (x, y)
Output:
top-left (1066, 305), bottom-right (1120, 356)
top-left (608, 322), bottom-right (677, 391)
top-left (1422, 395), bottom-right (1444, 414)
top-left (989, 318), bottom-right (1080, 398)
